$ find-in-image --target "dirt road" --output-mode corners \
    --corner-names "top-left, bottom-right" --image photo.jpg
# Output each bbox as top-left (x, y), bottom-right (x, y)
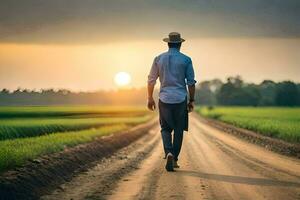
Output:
top-left (42, 114), bottom-right (300, 200)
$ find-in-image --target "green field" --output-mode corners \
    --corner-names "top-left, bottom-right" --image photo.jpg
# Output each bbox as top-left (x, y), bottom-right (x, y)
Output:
top-left (0, 106), bottom-right (153, 173)
top-left (197, 107), bottom-right (300, 143)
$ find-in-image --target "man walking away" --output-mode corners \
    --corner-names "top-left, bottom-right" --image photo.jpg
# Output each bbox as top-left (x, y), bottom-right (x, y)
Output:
top-left (147, 32), bottom-right (196, 172)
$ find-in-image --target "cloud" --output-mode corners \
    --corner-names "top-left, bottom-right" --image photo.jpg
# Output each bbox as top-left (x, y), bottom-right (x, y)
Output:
top-left (0, 0), bottom-right (299, 44)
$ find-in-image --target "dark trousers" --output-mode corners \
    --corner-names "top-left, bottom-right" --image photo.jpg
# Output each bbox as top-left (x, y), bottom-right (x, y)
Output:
top-left (161, 127), bottom-right (183, 161)
top-left (158, 99), bottom-right (187, 161)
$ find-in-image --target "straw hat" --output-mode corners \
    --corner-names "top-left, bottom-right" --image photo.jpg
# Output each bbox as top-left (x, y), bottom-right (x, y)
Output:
top-left (163, 32), bottom-right (185, 43)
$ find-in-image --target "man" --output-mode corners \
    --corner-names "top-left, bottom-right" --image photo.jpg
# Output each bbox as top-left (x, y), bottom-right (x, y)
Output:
top-left (147, 32), bottom-right (196, 172)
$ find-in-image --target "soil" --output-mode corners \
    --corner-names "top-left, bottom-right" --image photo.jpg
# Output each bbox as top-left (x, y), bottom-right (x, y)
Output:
top-left (0, 118), bottom-right (158, 200)
top-left (43, 114), bottom-right (300, 200)
top-left (195, 114), bottom-right (300, 158)
top-left (1, 114), bottom-right (300, 200)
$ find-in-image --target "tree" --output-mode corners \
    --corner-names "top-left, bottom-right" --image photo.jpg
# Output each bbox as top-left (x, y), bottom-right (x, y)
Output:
top-left (298, 84), bottom-right (300, 106)
top-left (275, 81), bottom-right (299, 106)
top-left (216, 79), bottom-right (236, 105)
top-left (195, 79), bottom-right (223, 105)
top-left (216, 76), bottom-right (260, 106)
top-left (196, 81), bottom-right (215, 105)
top-left (0, 89), bottom-right (9, 94)
top-left (243, 84), bottom-right (261, 106)
top-left (259, 80), bottom-right (276, 105)
top-left (216, 76), bottom-right (245, 105)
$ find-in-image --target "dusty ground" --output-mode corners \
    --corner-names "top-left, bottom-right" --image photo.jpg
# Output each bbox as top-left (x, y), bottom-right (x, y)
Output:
top-left (197, 115), bottom-right (300, 158)
top-left (41, 114), bottom-right (300, 200)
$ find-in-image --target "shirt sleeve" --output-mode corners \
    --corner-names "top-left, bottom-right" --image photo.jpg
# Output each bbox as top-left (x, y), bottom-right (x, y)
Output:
top-left (148, 57), bottom-right (159, 86)
top-left (186, 58), bottom-right (197, 86)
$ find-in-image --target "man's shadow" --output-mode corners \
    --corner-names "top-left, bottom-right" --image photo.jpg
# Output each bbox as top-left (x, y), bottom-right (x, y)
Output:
top-left (177, 170), bottom-right (300, 187)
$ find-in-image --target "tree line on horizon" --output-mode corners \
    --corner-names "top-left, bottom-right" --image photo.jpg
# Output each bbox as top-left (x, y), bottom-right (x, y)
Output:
top-left (195, 76), bottom-right (300, 106)
top-left (0, 76), bottom-right (299, 106)
top-left (0, 87), bottom-right (152, 106)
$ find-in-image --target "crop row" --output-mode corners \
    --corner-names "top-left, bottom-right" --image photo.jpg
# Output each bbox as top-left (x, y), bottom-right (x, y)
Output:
top-left (197, 107), bottom-right (300, 143)
top-left (0, 115), bottom-right (151, 140)
top-left (0, 124), bottom-right (128, 173)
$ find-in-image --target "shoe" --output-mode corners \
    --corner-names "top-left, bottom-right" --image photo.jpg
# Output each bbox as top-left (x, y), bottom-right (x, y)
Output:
top-left (165, 153), bottom-right (174, 172)
top-left (173, 160), bottom-right (180, 168)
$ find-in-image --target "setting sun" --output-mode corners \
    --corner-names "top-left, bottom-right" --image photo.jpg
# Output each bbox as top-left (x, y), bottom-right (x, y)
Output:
top-left (114, 72), bottom-right (131, 86)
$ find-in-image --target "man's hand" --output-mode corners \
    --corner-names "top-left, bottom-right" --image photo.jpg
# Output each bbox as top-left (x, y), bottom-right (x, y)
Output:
top-left (187, 101), bottom-right (194, 113)
top-left (147, 98), bottom-right (156, 111)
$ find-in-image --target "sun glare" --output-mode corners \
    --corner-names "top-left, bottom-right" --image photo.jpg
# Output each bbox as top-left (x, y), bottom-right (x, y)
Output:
top-left (114, 72), bottom-right (131, 87)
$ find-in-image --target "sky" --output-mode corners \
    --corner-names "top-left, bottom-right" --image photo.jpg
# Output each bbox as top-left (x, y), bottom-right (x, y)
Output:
top-left (0, 0), bottom-right (299, 91)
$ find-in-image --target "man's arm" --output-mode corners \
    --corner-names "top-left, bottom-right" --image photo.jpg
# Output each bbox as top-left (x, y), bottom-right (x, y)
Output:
top-left (147, 84), bottom-right (156, 111)
top-left (187, 84), bottom-right (195, 112)
top-left (147, 57), bottom-right (159, 111)
top-left (186, 58), bottom-right (197, 112)
top-left (188, 85), bottom-right (195, 101)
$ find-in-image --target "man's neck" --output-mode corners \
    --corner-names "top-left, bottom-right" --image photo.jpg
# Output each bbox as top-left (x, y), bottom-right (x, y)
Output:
top-left (168, 47), bottom-right (180, 52)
